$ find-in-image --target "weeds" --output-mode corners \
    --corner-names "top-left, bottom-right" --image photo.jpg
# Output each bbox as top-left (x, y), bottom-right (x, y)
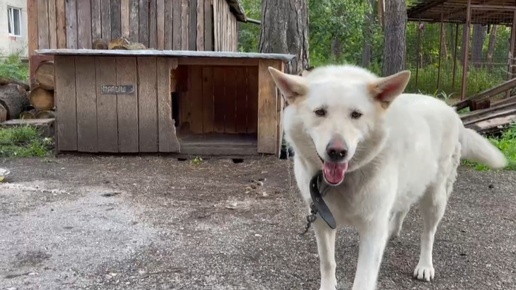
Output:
top-left (0, 52), bottom-right (29, 82)
top-left (0, 126), bottom-right (53, 157)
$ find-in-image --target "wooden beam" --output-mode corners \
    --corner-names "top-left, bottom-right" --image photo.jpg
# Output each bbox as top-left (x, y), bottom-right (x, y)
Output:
top-left (177, 57), bottom-right (258, 66)
top-left (452, 77), bottom-right (516, 110)
top-left (257, 59), bottom-right (281, 154)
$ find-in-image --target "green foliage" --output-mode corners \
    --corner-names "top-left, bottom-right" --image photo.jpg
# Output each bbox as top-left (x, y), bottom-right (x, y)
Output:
top-left (0, 53), bottom-right (29, 82)
top-left (462, 124), bottom-right (516, 171)
top-left (0, 126), bottom-right (53, 158)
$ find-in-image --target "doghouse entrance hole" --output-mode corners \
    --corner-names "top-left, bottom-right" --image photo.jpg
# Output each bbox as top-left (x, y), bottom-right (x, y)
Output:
top-left (172, 65), bottom-right (259, 155)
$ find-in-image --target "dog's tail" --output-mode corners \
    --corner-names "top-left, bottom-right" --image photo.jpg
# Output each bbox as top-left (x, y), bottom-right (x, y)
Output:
top-left (459, 127), bottom-right (507, 169)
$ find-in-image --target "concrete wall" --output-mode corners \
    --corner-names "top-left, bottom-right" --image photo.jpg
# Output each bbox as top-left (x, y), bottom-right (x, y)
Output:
top-left (0, 0), bottom-right (28, 58)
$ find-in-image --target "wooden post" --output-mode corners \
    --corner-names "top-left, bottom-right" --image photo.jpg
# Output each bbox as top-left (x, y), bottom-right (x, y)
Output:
top-left (507, 10), bottom-right (516, 98)
top-left (257, 60), bottom-right (281, 155)
top-left (415, 21), bottom-right (422, 90)
top-left (452, 23), bottom-right (459, 92)
top-left (437, 8), bottom-right (444, 92)
top-left (461, 0), bottom-right (472, 100)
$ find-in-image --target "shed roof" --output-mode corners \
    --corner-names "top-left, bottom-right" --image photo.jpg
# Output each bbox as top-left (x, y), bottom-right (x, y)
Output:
top-left (226, 0), bottom-right (247, 22)
top-left (35, 49), bottom-right (296, 62)
top-left (407, 0), bottom-right (516, 25)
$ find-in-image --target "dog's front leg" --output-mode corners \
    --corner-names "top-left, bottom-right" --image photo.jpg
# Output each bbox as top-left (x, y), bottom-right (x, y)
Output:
top-left (313, 217), bottom-right (337, 290)
top-left (351, 218), bottom-right (389, 290)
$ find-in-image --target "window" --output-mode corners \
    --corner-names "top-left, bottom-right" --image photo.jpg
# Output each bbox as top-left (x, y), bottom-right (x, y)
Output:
top-left (8, 7), bottom-right (22, 37)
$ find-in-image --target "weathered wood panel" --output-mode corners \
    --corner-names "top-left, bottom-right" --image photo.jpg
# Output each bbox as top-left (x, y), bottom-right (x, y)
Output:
top-left (137, 57), bottom-right (159, 152)
top-left (28, 0), bottom-right (38, 56)
top-left (77, 0), bottom-right (92, 49)
top-left (173, 0), bottom-right (182, 50)
top-left (148, 0), bottom-right (157, 49)
top-left (188, 66), bottom-right (204, 133)
top-left (196, 0), bottom-right (205, 51)
top-left (129, 0), bottom-right (139, 42)
top-left (189, 0), bottom-right (197, 50)
top-left (96, 57), bottom-right (119, 152)
top-left (101, 0), bottom-right (112, 41)
top-left (121, 0), bottom-right (130, 38)
top-left (116, 57), bottom-right (139, 152)
top-left (55, 56), bottom-right (77, 151)
top-left (65, 0), bottom-right (77, 48)
top-left (212, 67), bottom-right (225, 133)
top-left (202, 66), bottom-right (214, 133)
top-left (92, 0), bottom-right (102, 41)
top-left (37, 0), bottom-right (49, 49)
top-left (257, 60), bottom-right (281, 154)
top-left (181, 0), bottom-right (190, 50)
top-left (48, 0), bottom-right (57, 49)
top-left (157, 58), bottom-right (180, 152)
top-left (223, 67), bottom-right (237, 133)
top-left (164, 0), bottom-right (173, 50)
top-left (111, 0), bottom-right (122, 39)
top-left (75, 56), bottom-right (98, 152)
top-left (156, 0), bottom-right (165, 49)
top-left (204, 0), bottom-right (213, 51)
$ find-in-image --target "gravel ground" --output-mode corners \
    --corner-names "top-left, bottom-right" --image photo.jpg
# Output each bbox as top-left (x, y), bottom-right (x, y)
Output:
top-left (0, 156), bottom-right (515, 290)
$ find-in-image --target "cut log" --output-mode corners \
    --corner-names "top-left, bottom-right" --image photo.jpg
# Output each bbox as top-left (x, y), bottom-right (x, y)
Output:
top-left (0, 84), bottom-right (30, 120)
top-left (108, 37), bottom-right (131, 50)
top-left (93, 38), bottom-right (109, 49)
top-left (29, 87), bottom-right (54, 111)
top-left (0, 104), bottom-right (7, 122)
top-left (36, 110), bottom-right (55, 119)
top-left (0, 77), bottom-right (30, 91)
top-left (35, 60), bottom-right (55, 90)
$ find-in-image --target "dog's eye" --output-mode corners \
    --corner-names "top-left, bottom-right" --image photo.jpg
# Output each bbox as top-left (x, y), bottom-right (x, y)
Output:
top-left (314, 109), bottom-right (327, 117)
top-left (351, 111), bottom-right (362, 119)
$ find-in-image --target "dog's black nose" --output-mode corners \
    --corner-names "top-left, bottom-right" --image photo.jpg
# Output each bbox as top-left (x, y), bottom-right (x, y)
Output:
top-left (326, 138), bottom-right (347, 162)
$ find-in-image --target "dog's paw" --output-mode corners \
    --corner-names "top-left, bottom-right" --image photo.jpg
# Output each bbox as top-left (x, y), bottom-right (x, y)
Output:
top-left (413, 263), bottom-right (434, 282)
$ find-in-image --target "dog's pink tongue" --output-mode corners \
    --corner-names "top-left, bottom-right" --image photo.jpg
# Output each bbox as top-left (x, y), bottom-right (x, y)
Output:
top-left (323, 162), bottom-right (348, 185)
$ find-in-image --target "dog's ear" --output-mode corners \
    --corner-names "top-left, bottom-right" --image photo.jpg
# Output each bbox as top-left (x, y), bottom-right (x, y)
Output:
top-left (369, 70), bottom-right (411, 108)
top-left (268, 67), bottom-right (308, 104)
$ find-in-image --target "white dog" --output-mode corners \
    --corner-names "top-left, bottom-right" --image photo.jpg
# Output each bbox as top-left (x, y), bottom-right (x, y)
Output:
top-left (268, 65), bottom-right (507, 290)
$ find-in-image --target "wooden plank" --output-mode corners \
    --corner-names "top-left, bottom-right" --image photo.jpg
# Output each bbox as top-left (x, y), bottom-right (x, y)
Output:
top-left (157, 58), bottom-right (180, 152)
top-left (110, 0), bottom-right (122, 39)
top-left (223, 67), bottom-right (237, 133)
top-left (65, 0), bottom-right (77, 48)
top-left (204, 0), bottom-right (213, 51)
top-left (276, 62), bottom-right (285, 157)
top-left (181, 0), bottom-right (190, 50)
top-left (77, 0), bottom-right (92, 49)
top-left (213, 0), bottom-right (218, 51)
top-left (156, 0), bottom-right (164, 49)
top-left (173, 0), bottom-right (182, 50)
top-left (212, 67), bottom-right (225, 133)
top-left (139, 0), bottom-right (149, 47)
top-left (257, 60), bottom-right (280, 154)
top-left (177, 58), bottom-right (258, 66)
top-left (116, 57), bottom-right (139, 152)
top-left (234, 66), bottom-right (248, 133)
top-left (101, 0), bottom-right (112, 41)
top-left (54, 56), bottom-right (77, 151)
top-left (96, 57), bottom-right (119, 152)
top-left (196, 0), bottom-right (204, 51)
top-left (28, 0), bottom-right (38, 56)
top-left (48, 0), bottom-right (57, 49)
top-left (137, 57), bottom-right (159, 152)
top-left (121, 0), bottom-right (130, 38)
top-left (56, 0), bottom-right (67, 48)
top-left (148, 0), bottom-right (157, 49)
top-left (462, 102), bottom-right (516, 124)
top-left (92, 0), bottom-right (102, 41)
top-left (37, 0), bottom-right (49, 49)
top-left (202, 66), bottom-right (214, 133)
top-left (452, 77), bottom-right (516, 110)
top-left (188, 66), bottom-right (204, 133)
top-left (189, 0), bottom-right (198, 50)
top-left (75, 56), bottom-right (98, 152)
top-left (246, 66), bottom-right (258, 134)
top-left (163, 0), bottom-right (172, 49)
top-left (129, 0), bottom-right (139, 42)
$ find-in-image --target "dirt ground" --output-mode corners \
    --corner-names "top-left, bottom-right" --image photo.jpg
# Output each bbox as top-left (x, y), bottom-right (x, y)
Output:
top-left (0, 155), bottom-right (515, 290)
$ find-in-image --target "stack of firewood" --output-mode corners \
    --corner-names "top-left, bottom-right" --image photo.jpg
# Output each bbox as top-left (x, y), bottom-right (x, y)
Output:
top-left (21, 60), bottom-right (56, 120)
top-left (0, 78), bottom-right (30, 122)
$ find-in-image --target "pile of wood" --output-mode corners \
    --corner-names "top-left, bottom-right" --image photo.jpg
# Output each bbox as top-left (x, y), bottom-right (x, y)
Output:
top-left (0, 79), bottom-right (30, 122)
top-left (22, 59), bottom-right (56, 120)
top-left (453, 78), bottom-right (516, 135)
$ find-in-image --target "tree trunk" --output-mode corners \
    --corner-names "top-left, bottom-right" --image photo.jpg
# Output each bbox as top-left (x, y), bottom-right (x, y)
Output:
top-left (471, 24), bottom-right (487, 68)
top-left (259, 0), bottom-right (309, 74)
top-left (331, 37), bottom-right (343, 62)
top-left (0, 84), bottom-right (30, 120)
top-left (486, 25), bottom-right (498, 69)
top-left (382, 0), bottom-right (407, 76)
top-left (361, 0), bottom-right (375, 68)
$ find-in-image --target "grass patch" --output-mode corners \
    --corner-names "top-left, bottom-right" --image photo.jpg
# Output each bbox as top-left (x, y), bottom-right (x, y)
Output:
top-left (0, 126), bottom-right (53, 158)
top-left (462, 124), bottom-right (516, 171)
top-left (0, 53), bottom-right (29, 82)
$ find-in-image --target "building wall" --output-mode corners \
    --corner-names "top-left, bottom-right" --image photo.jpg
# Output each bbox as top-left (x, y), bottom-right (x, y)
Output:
top-left (0, 0), bottom-right (28, 58)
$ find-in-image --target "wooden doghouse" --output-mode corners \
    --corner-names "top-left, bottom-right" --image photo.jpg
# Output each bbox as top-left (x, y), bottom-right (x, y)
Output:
top-left (28, 0), bottom-right (248, 87)
top-left (36, 49), bottom-right (295, 157)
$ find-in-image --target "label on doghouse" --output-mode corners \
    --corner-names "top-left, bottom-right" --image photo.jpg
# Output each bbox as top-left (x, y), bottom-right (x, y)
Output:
top-left (101, 85), bottom-right (135, 95)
